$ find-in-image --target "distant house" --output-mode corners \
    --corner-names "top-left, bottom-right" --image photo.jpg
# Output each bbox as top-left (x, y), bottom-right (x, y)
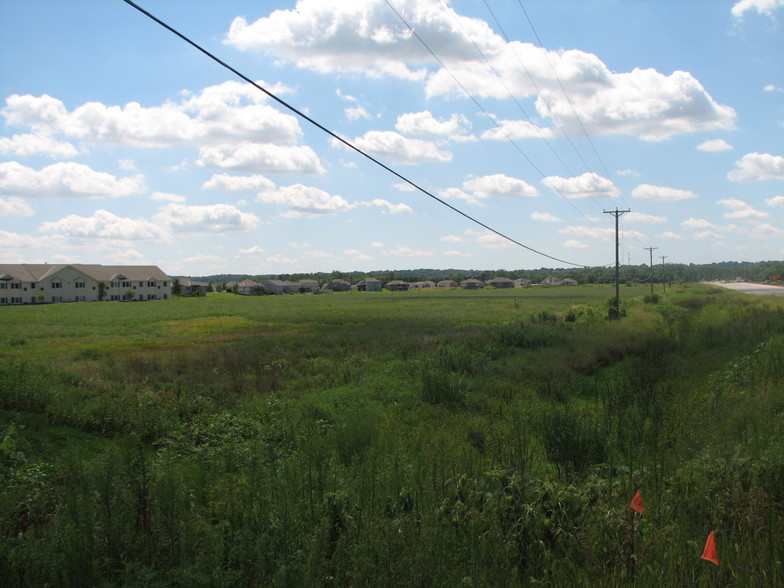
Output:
top-left (486, 277), bottom-right (514, 289)
top-left (460, 279), bottom-right (484, 289)
top-left (179, 278), bottom-right (209, 297)
top-left (514, 278), bottom-right (532, 288)
top-left (437, 280), bottom-right (457, 289)
top-left (0, 263), bottom-right (171, 305)
top-left (323, 279), bottom-right (352, 292)
top-left (263, 279), bottom-right (301, 295)
top-left (298, 279), bottom-right (320, 293)
top-left (234, 279), bottom-right (264, 296)
top-left (356, 278), bottom-right (382, 292)
top-left (411, 281), bottom-right (436, 289)
top-left (386, 280), bottom-right (410, 291)
top-left (540, 276), bottom-right (579, 286)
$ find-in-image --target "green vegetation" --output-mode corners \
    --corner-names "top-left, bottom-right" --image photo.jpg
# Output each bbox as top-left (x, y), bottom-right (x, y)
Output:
top-left (1, 284), bottom-right (783, 586)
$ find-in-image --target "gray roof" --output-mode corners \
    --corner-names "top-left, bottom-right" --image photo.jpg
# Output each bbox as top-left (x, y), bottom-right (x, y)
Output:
top-left (0, 263), bottom-right (170, 282)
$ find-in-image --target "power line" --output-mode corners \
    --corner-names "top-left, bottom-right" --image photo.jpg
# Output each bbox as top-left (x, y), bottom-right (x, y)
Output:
top-left (385, 0), bottom-right (612, 242)
top-left (122, 0), bottom-right (593, 268)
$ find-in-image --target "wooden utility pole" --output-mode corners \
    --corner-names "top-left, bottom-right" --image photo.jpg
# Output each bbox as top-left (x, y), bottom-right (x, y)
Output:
top-left (644, 246), bottom-right (658, 294)
top-left (660, 255), bottom-right (668, 292)
top-left (604, 208), bottom-right (630, 318)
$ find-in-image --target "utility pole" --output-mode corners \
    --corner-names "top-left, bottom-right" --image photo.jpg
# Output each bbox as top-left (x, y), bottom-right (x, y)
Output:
top-left (660, 255), bottom-right (668, 293)
top-left (604, 208), bottom-right (630, 318)
top-left (644, 246), bottom-right (658, 294)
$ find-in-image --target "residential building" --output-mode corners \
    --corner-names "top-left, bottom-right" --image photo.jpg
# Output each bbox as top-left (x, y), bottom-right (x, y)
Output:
top-left (0, 264), bottom-right (171, 305)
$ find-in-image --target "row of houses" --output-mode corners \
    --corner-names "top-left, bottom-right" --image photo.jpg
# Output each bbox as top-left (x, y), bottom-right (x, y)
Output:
top-left (0, 264), bottom-right (171, 305)
top-left (223, 276), bottom-right (579, 295)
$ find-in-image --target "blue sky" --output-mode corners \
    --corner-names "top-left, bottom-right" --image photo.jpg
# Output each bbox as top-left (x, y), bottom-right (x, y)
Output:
top-left (1, 0), bottom-right (782, 276)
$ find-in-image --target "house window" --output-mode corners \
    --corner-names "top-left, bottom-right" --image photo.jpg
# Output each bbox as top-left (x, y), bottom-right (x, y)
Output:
top-left (11, 297), bottom-right (22, 304)
top-left (122, 281), bottom-right (131, 288)
top-left (51, 296), bottom-right (62, 303)
top-left (111, 295), bottom-right (121, 301)
top-left (0, 283), bottom-right (6, 289)
top-left (51, 281), bottom-right (62, 289)
top-left (139, 281), bottom-right (144, 287)
top-left (0, 298), bottom-right (7, 304)
top-left (147, 281), bottom-right (156, 287)
top-left (11, 282), bottom-right (20, 289)
top-left (75, 280), bottom-right (85, 289)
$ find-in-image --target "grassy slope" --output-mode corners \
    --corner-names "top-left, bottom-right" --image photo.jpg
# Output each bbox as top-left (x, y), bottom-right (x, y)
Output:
top-left (1, 284), bottom-right (783, 586)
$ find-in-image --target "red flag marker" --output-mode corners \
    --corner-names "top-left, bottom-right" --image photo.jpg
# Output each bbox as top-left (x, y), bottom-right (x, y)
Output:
top-left (629, 490), bottom-right (645, 514)
top-left (701, 531), bottom-right (719, 565)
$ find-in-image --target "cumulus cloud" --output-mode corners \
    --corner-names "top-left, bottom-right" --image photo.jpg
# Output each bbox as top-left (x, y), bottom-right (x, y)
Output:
top-left (0, 196), bottom-right (34, 217)
top-left (256, 183), bottom-right (353, 217)
top-left (466, 229), bottom-right (514, 248)
top-left (660, 231), bottom-right (686, 240)
top-left (151, 192), bottom-right (187, 203)
top-left (335, 130), bottom-right (452, 165)
top-left (203, 173), bottom-right (277, 192)
top-left (631, 184), bottom-right (698, 201)
top-left (558, 225), bottom-right (613, 241)
top-left (731, 0), bottom-right (784, 18)
top-left (395, 110), bottom-right (471, 139)
top-left (0, 132), bottom-right (78, 158)
top-left (440, 234), bottom-right (463, 243)
top-left (462, 174), bottom-right (538, 200)
top-left (543, 172), bottom-right (619, 199)
top-left (681, 217), bottom-right (716, 230)
top-left (766, 195), bottom-right (784, 207)
top-left (728, 152), bottom-right (784, 181)
top-left (626, 212), bottom-right (667, 224)
top-left (239, 245), bottom-right (265, 254)
top-left (364, 198), bottom-right (413, 214)
top-left (388, 245), bottom-right (432, 256)
top-left (39, 209), bottom-right (169, 240)
top-left (698, 138), bottom-right (732, 152)
top-left (717, 198), bottom-right (768, 219)
top-left (531, 212), bottom-right (561, 222)
top-left (480, 119), bottom-right (554, 141)
top-left (153, 203), bottom-right (260, 233)
top-left (224, 0), bottom-right (734, 142)
top-left (563, 239), bottom-right (588, 249)
top-left (0, 161), bottom-right (144, 199)
top-left (197, 142), bottom-right (324, 174)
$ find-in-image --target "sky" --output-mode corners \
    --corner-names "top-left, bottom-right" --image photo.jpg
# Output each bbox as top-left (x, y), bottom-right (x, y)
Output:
top-left (1, 0), bottom-right (783, 276)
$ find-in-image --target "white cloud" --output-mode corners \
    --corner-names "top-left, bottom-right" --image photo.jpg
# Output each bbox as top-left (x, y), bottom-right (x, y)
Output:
top-left (239, 245), bottom-right (265, 255)
top-left (343, 249), bottom-right (374, 261)
top-left (151, 192), bottom-right (187, 203)
top-left (765, 195), bottom-right (784, 207)
top-left (444, 250), bottom-right (473, 257)
top-left (764, 84), bottom-right (784, 92)
top-left (0, 229), bottom-right (42, 251)
top-left (39, 209), bottom-right (169, 240)
top-left (0, 161), bottom-right (144, 199)
top-left (563, 239), bottom-right (588, 249)
top-left (695, 230), bottom-right (724, 240)
top-left (388, 245), bottom-right (432, 257)
top-left (480, 119), bottom-right (554, 141)
top-left (717, 198), bottom-right (768, 219)
top-left (616, 169), bottom-right (640, 177)
top-left (749, 223), bottom-right (784, 238)
top-left (462, 174), bottom-right (538, 199)
top-left (153, 203), bottom-right (260, 233)
top-left (543, 172), bottom-right (619, 199)
top-left (346, 106), bottom-right (373, 121)
top-left (336, 130), bottom-right (452, 165)
top-left (440, 234), bottom-right (463, 243)
top-left (626, 212), bottom-right (667, 224)
top-left (731, 0), bottom-right (784, 18)
top-left (0, 132), bottom-right (78, 158)
top-left (632, 184), bottom-right (698, 201)
top-left (365, 198), bottom-right (413, 214)
top-left (0, 196), bottom-right (34, 217)
top-left (203, 173), bottom-right (277, 192)
top-left (256, 183), bottom-right (353, 217)
top-left (224, 1), bottom-right (734, 142)
top-left (681, 217), bottom-right (716, 230)
top-left (197, 142), bottom-right (324, 174)
top-left (660, 231), bottom-right (686, 240)
top-left (698, 138), bottom-right (732, 152)
top-left (396, 110), bottom-right (471, 139)
top-left (467, 229), bottom-right (514, 249)
top-left (728, 152), bottom-right (784, 181)
top-left (531, 212), bottom-right (561, 223)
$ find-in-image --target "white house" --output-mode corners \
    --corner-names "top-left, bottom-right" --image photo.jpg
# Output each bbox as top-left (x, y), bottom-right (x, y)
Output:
top-left (0, 264), bottom-right (171, 305)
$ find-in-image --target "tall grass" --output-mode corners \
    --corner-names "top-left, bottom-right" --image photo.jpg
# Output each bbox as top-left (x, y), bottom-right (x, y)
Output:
top-left (1, 284), bottom-right (783, 585)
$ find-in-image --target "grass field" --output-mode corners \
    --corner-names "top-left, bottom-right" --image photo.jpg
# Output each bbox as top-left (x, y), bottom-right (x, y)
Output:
top-left (1, 283), bottom-right (783, 586)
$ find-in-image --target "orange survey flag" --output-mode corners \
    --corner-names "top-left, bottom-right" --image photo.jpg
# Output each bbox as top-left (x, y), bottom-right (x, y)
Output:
top-left (629, 490), bottom-right (645, 514)
top-left (701, 531), bottom-right (719, 565)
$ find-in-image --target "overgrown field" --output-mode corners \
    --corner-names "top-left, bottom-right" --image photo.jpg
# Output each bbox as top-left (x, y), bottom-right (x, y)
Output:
top-left (1, 284), bottom-right (783, 586)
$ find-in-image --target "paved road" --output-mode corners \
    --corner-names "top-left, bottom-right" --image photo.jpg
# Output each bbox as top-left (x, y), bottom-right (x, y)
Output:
top-left (707, 281), bottom-right (784, 297)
